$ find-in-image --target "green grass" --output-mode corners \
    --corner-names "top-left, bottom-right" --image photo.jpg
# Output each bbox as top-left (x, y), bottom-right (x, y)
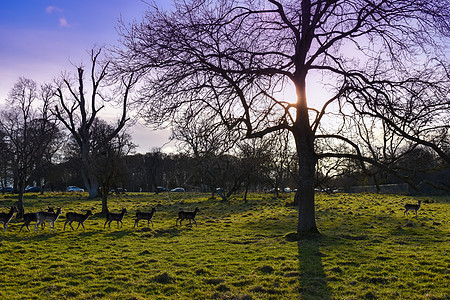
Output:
top-left (0, 192), bottom-right (448, 299)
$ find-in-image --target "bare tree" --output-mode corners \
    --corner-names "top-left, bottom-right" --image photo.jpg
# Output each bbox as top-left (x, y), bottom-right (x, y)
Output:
top-left (115, 0), bottom-right (450, 237)
top-left (53, 48), bottom-right (137, 198)
top-left (90, 118), bottom-right (135, 213)
top-left (171, 111), bottom-right (241, 199)
top-left (0, 78), bottom-right (60, 216)
top-left (237, 136), bottom-right (279, 201)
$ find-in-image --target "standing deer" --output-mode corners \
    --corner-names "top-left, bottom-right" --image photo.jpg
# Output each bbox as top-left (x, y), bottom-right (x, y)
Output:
top-left (134, 207), bottom-right (156, 228)
top-left (0, 206), bottom-right (18, 232)
top-left (35, 207), bottom-right (62, 232)
top-left (404, 200), bottom-right (422, 216)
top-left (19, 206), bottom-right (54, 232)
top-left (176, 207), bottom-right (200, 226)
top-left (104, 208), bottom-right (127, 229)
top-left (64, 210), bottom-right (93, 231)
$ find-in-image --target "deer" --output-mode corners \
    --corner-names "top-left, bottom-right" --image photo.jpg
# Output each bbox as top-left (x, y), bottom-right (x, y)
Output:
top-left (19, 206), bottom-right (54, 232)
top-left (134, 207), bottom-right (156, 228)
top-left (404, 200), bottom-right (422, 216)
top-left (0, 206), bottom-right (18, 232)
top-left (64, 210), bottom-right (93, 231)
top-left (176, 207), bottom-right (200, 226)
top-left (104, 208), bottom-right (127, 229)
top-left (35, 207), bottom-right (62, 232)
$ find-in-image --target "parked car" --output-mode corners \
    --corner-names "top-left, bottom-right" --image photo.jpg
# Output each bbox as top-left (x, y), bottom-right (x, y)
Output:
top-left (25, 186), bottom-right (41, 193)
top-left (155, 186), bottom-right (168, 194)
top-left (0, 187), bottom-right (13, 193)
top-left (171, 187), bottom-right (185, 192)
top-left (66, 186), bottom-right (84, 192)
top-left (110, 188), bottom-right (127, 194)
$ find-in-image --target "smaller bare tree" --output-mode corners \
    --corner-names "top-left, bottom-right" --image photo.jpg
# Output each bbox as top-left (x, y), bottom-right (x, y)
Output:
top-left (0, 78), bottom-right (60, 216)
top-left (53, 48), bottom-right (137, 198)
top-left (90, 118), bottom-right (135, 213)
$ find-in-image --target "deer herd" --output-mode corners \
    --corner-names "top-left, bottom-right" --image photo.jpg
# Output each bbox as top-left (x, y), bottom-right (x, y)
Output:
top-left (0, 199), bottom-right (423, 233)
top-left (0, 205), bottom-right (201, 233)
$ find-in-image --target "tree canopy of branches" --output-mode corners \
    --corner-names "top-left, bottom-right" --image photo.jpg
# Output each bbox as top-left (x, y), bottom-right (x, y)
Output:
top-left (0, 77), bottom-right (61, 216)
top-left (53, 48), bottom-right (137, 199)
top-left (115, 0), bottom-right (450, 237)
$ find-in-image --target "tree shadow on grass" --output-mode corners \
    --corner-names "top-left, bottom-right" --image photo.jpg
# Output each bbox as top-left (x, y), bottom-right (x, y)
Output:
top-left (297, 235), bottom-right (332, 300)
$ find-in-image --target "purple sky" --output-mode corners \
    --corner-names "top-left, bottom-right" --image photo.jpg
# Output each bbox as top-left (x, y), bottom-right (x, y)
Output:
top-left (0, 0), bottom-right (173, 153)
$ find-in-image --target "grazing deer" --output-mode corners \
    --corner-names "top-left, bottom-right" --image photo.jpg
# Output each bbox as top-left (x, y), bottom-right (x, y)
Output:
top-left (176, 207), bottom-right (200, 226)
top-left (35, 207), bottom-right (62, 232)
top-left (19, 206), bottom-right (54, 232)
top-left (64, 210), bottom-right (93, 231)
top-left (134, 207), bottom-right (156, 228)
top-left (104, 208), bottom-right (127, 229)
top-left (404, 200), bottom-right (422, 216)
top-left (0, 206), bottom-right (18, 232)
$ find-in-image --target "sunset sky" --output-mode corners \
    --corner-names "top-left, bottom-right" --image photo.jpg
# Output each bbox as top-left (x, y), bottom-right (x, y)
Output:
top-left (0, 0), bottom-right (172, 153)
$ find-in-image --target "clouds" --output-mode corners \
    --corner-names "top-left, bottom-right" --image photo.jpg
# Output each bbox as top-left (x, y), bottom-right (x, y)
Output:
top-left (45, 6), bottom-right (63, 14)
top-left (59, 17), bottom-right (70, 28)
top-left (46, 6), bottom-right (71, 28)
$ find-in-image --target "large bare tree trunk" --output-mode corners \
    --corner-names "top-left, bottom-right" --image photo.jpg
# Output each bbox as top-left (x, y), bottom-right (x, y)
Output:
top-left (82, 171), bottom-right (99, 199)
top-left (294, 133), bottom-right (319, 236)
top-left (80, 142), bottom-right (99, 199)
top-left (294, 74), bottom-right (319, 237)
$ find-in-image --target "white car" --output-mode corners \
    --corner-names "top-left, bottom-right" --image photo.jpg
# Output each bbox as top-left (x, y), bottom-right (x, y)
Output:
top-left (66, 186), bottom-right (84, 192)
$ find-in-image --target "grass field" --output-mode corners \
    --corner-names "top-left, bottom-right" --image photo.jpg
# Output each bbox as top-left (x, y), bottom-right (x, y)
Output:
top-left (0, 192), bottom-right (448, 299)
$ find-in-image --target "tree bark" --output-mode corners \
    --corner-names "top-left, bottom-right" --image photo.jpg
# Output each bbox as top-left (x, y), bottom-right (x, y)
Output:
top-left (80, 140), bottom-right (99, 199)
top-left (81, 170), bottom-right (99, 199)
top-left (16, 178), bottom-right (25, 218)
top-left (294, 132), bottom-right (319, 236)
top-left (294, 72), bottom-right (319, 237)
top-left (101, 191), bottom-right (108, 213)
